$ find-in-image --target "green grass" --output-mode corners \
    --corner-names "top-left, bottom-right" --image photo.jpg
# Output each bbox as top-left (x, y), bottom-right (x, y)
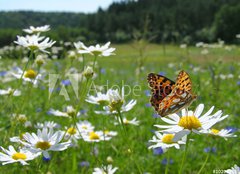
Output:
top-left (0, 44), bottom-right (239, 173)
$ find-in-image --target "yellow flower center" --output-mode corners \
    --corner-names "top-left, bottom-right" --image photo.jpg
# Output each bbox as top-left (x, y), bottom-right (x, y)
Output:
top-left (24, 69), bottom-right (37, 79)
top-left (67, 110), bottom-right (76, 117)
top-left (104, 130), bottom-right (109, 134)
top-left (81, 125), bottom-right (88, 129)
top-left (12, 152), bottom-right (27, 160)
top-left (109, 100), bottom-right (124, 112)
top-left (211, 129), bottom-right (220, 134)
top-left (35, 141), bottom-right (51, 150)
top-left (162, 134), bottom-right (174, 144)
top-left (89, 132), bottom-right (100, 140)
top-left (67, 127), bottom-right (77, 135)
top-left (29, 45), bottom-right (39, 51)
top-left (124, 119), bottom-right (129, 124)
top-left (91, 50), bottom-right (102, 56)
top-left (178, 116), bottom-right (202, 130)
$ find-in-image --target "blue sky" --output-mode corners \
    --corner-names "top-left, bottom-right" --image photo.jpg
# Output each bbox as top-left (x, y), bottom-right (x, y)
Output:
top-left (0, 0), bottom-right (120, 13)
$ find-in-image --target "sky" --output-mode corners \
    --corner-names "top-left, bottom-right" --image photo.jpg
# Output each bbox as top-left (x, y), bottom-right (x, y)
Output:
top-left (0, 0), bottom-right (121, 13)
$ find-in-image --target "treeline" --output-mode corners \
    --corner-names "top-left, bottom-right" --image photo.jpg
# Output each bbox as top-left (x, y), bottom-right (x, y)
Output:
top-left (0, 0), bottom-right (240, 46)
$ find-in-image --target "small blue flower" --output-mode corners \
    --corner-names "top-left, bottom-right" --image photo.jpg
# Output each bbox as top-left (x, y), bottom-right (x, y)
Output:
top-left (145, 103), bottom-right (151, 107)
top-left (61, 79), bottom-right (71, 86)
top-left (80, 109), bottom-right (87, 115)
top-left (158, 71), bottom-right (166, 76)
top-left (56, 87), bottom-right (61, 91)
top-left (204, 147), bottom-right (217, 153)
top-left (237, 81), bottom-right (240, 86)
top-left (211, 147), bottom-right (217, 153)
top-left (153, 147), bottom-right (164, 155)
top-left (152, 113), bottom-right (159, 118)
top-left (161, 158), bottom-right (173, 165)
top-left (43, 156), bottom-right (51, 162)
top-left (225, 126), bottom-right (238, 133)
top-left (204, 147), bottom-right (211, 153)
top-left (36, 108), bottom-right (42, 112)
top-left (100, 68), bottom-right (106, 74)
top-left (144, 90), bottom-right (151, 96)
top-left (0, 71), bottom-right (7, 76)
top-left (46, 110), bottom-right (52, 115)
top-left (79, 161), bottom-right (90, 167)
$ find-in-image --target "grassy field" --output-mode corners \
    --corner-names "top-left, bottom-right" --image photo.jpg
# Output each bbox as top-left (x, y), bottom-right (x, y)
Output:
top-left (0, 42), bottom-right (239, 174)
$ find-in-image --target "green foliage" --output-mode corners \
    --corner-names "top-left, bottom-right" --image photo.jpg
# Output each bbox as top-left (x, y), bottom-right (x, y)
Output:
top-left (214, 4), bottom-right (240, 42)
top-left (0, 44), bottom-right (239, 173)
top-left (0, 0), bottom-right (240, 46)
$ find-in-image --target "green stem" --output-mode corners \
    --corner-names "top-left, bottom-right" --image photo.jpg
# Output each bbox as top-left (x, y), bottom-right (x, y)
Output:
top-left (82, 54), bottom-right (85, 71)
top-left (0, 53), bottom-right (32, 111)
top-left (178, 134), bottom-right (190, 174)
top-left (165, 150), bottom-right (170, 174)
top-left (197, 151), bottom-right (210, 174)
top-left (72, 149), bottom-right (77, 172)
top-left (117, 109), bottom-right (127, 135)
top-left (92, 55), bottom-right (97, 71)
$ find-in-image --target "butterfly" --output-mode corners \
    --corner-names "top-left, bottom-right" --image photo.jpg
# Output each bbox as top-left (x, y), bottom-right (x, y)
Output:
top-left (147, 70), bottom-right (197, 117)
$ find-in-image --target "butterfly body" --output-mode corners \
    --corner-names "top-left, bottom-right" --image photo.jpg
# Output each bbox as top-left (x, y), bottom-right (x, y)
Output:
top-left (147, 71), bottom-right (197, 117)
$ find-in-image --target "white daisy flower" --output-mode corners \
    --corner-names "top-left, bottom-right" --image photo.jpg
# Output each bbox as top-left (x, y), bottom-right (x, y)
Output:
top-left (35, 121), bottom-right (60, 129)
top-left (148, 132), bottom-right (186, 151)
top-left (95, 87), bottom-right (136, 115)
top-left (23, 25), bottom-right (50, 34)
top-left (200, 128), bottom-right (237, 140)
top-left (93, 164), bottom-right (118, 174)
top-left (155, 104), bottom-right (228, 141)
top-left (115, 117), bottom-right (140, 126)
top-left (82, 131), bottom-right (112, 142)
top-left (74, 41), bottom-right (87, 50)
top-left (10, 132), bottom-right (26, 143)
top-left (14, 34), bottom-right (55, 53)
top-left (78, 42), bottom-right (115, 57)
top-left (225, 164), bottom-right (240, 174)
top-left (0, 88), bottom-right (21, 96)
top-left (76, 120), bottom-right (95, 134)
top-left (19, 128), bottom-right (71, 158)
top-left (86, 92), bottom-right (110, 105)
top-left (0, 145), bottom-right (40, 165)
top-left (48, 106), bottom-right (80, 118)
top-left (12, 67), bottom-right (43, 85)
top-left (103, 130), bottom-right (118, 137)
top-left (64, 126), bottom-right (81, 143)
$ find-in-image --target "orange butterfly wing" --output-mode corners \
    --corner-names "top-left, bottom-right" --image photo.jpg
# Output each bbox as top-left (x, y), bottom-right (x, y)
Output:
top-left (147, 73), bottom-right (175, 113)
top-left (148, 71), bottom-right (197, 117)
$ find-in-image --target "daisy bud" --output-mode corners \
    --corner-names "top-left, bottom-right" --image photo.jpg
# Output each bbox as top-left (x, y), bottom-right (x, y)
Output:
top-left (107, 156), bottom-right (113, 163)
top-left (83, 66), bottom-right (94, 79)
top-left (35, 55), bottom-right (45, 66)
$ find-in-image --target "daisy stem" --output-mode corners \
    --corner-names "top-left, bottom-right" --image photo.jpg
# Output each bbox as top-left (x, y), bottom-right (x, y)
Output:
top-left (165, 150), bottom-right (170, 174)
top-left (0, 52), bottom-right (32, 111)
top-left (178, 134), bottom-right (190, 174)
top-left (82, 54), bottom-right (85, 71)
top-left (92, 55), bottom-right (97, 71)
top-left (197, 152), bottom-right (210, 174)
top-left (72, 149), bottom-right (77, 172)
top-left (117, 109), bottom-right (127, 135)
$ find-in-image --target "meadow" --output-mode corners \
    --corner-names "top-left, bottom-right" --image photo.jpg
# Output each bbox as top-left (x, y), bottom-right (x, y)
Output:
top-left (0, 28), bottom-right (239, 174)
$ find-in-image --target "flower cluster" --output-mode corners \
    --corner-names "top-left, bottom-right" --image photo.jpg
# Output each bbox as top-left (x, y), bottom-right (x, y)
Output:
top-left (149, 104), bottom-right (237, 153)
